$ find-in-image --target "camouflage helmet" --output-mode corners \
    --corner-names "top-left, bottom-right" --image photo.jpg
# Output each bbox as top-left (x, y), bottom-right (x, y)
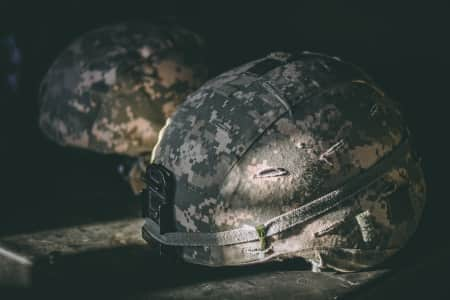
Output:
top-left (39, 21), bottom-right (208, 156)
top-left (142, 51), bottom-right (426, 272)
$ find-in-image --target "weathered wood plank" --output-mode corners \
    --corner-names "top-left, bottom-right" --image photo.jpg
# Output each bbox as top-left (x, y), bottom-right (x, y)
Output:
top-left (0, 218), bottom-right (147, 288)
top-left (135, 269), bottom-right (389, 300)
top-left (0, 218), bottom-right (393, 299)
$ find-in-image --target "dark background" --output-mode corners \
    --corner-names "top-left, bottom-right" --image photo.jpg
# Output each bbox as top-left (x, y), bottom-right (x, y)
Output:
top-left (0, 1), bottom-right (449, 298)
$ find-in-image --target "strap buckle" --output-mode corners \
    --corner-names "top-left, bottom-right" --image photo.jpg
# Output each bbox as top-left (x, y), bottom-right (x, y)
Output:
top-left (143, 163), bottom-right (175, 234)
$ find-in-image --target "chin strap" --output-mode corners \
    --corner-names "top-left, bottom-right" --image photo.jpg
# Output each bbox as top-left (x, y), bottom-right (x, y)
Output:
top-left (143, 139), bottom-right (410, 248)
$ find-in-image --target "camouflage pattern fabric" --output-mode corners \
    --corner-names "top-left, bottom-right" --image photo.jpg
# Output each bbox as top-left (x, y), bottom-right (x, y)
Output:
top-left (143, 51), bottom-right (426, 271)
top-left (39, 22), bottom-right (208, 156)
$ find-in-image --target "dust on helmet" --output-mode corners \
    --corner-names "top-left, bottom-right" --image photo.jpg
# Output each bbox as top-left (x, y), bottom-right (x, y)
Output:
top-left (39, 21), bottom-right (208, 157)
top-left (142, 51), bottom-right (426, 272)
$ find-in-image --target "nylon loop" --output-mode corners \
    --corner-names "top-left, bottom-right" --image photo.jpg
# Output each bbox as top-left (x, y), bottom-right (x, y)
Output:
top-left (255, 224), bottom-right (267, 250)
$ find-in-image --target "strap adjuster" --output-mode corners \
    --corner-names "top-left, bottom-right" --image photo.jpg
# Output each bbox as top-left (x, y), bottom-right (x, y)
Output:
top-left (143, 163), bottom-right (175, 234)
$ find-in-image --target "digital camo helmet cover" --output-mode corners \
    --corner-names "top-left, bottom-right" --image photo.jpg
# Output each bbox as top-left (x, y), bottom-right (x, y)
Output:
top-left (142, 51), bottom-right (426, 272)
top-left (39, 22), bottom-right (207, 156)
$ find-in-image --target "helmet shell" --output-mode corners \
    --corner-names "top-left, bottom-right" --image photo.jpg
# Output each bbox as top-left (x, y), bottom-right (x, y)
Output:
top-left (146, 52), bottom-right (426, 271)
top-left (39, 22), bottom-right (208, 156)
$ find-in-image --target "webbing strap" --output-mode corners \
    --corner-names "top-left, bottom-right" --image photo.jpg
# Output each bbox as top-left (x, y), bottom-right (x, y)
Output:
top-left (245, 52), bottom-right (311, 77)
top-left (143, 140), bottom-right (410, 247)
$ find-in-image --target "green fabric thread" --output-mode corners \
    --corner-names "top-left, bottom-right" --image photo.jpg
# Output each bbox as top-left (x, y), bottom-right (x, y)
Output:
top-left (255, 224), bottom-right (267, 250)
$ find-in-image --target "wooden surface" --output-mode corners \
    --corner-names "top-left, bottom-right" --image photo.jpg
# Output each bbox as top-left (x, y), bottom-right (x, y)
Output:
top-left (135, 269), bottom-right (389, 300)
top-left (1, 217), bottom-right (448, 300)
top-left (0, 219), bottom-right (147, 289)
top-left (0, 218), bottom-right (394, 299)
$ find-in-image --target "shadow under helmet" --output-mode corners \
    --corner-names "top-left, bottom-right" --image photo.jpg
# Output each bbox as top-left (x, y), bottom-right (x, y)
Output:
top-left (39, 21), bottom-right (208, 157)
top-left (142, 51), bottom-right (426, 272)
